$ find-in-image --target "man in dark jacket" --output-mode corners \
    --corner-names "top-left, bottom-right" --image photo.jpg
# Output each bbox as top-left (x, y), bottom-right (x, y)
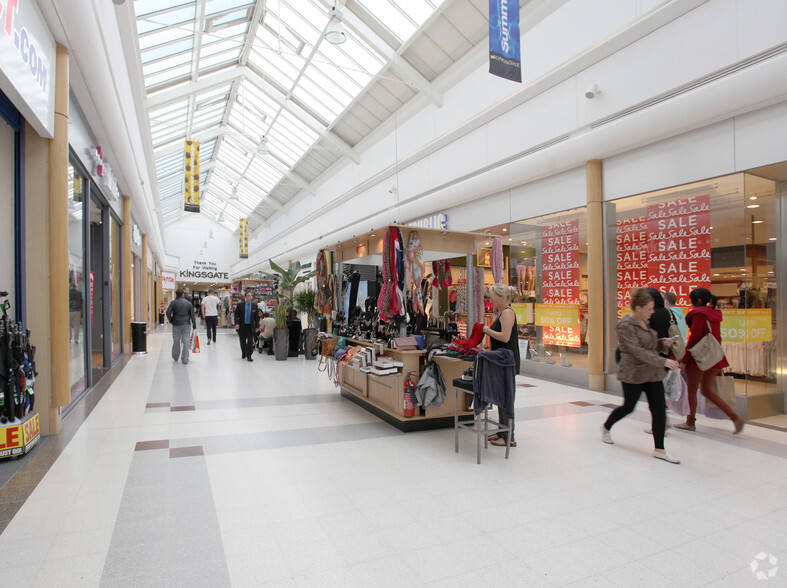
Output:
top-left (234, 291), bottom-right (259, 361)
top-left (166, 289), bottom-right (197, 364)
top-left (646, 287), bottom-right (672, 344)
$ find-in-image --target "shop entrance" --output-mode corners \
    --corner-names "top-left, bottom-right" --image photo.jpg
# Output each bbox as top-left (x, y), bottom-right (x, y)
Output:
top-left (89, 197), bottom-right (108, 379)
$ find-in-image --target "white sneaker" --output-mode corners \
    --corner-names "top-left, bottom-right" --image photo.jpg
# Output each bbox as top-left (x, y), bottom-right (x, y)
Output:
top-left (601, 425), bottom-right (613, 444)
top-left (653, 450), bottom-right (680, 464)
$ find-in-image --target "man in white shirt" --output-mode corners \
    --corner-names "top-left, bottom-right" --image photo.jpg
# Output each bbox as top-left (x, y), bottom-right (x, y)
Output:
top-left (201, 289), bottom-right (221, 345)
top-left (259, 311), bottom-right (277, 355)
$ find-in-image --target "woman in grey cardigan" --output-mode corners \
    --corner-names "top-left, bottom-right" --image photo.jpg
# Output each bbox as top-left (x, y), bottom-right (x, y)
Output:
top-left (601, 288), bottom-right (682, 464)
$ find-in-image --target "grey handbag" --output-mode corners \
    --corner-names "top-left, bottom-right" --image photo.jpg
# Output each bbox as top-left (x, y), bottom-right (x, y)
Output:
top-left (689, 331), bottom-right (724, 371)
top-left (668, 313), bottom-right (686, 360)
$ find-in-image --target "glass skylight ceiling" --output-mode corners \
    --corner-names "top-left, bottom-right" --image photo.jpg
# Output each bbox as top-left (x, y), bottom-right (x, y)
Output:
top-left (133, 0), bottom-right (445, 233)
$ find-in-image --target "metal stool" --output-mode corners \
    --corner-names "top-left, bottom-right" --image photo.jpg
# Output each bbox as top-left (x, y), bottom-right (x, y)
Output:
top-left (453, 378), bottom-right (514, 464)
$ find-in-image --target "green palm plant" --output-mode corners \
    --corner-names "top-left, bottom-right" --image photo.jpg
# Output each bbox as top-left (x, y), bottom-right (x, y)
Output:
top-left (292, 287), bottom-right (317, 328)
top-left (262, 260), bottom-right (316, 328)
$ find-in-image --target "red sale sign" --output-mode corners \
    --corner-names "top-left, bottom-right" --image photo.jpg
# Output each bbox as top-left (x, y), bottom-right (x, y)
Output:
top-left (541, 220), bottom-right (580, 347)
top-left (646, 195), bottom-right (711, 306)
top-left (616, 216), bottom-right (648, 318)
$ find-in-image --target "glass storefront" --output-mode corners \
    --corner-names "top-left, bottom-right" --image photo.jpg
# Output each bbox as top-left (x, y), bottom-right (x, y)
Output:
top-left (508, 207), bottom-right (589, 371)
top-left (606, 172), bottom-right (782, 419)
top-left (110, 217), bottom-right (122, 360)
top-left (67, 164), bottom-right (88, 397)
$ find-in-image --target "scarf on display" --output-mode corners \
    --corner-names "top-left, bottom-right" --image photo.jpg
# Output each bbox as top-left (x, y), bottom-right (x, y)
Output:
top-left (406, 231), bottom-right (425, 314)
top-left (431, 259), bottom-right (453, 290)
top-left (491, 237), bottom-right (503, 284)
top-left (315, 250), bottom-right (332, 313)
top-left (473, 267), bottom-right (485, 324)
top-left (377, 226), bottom-right (406, 323)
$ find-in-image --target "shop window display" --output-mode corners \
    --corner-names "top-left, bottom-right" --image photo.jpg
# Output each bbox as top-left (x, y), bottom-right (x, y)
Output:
top-left (606, 173), bottom-right (780, 415)
top-left (67, 164), bottom-right (87, 396)
top-left (507, 208), bottom-right (589, 370)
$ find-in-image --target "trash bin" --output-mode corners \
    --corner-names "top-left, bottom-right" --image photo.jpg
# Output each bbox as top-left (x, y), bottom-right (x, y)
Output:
top-left (131, 321), bottom-right (147, 355)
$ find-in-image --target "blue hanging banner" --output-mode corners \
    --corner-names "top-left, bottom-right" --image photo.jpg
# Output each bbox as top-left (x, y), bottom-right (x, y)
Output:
top-left (489, 0), bottom-right (521, 83)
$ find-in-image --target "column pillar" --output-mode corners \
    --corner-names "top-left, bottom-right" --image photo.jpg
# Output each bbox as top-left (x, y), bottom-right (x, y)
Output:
top-left (586, 160), bottom-right (605, 391)
top-left (48, 44), bottom-right (70, 429)
top-left (122, 196), bottom-right (132, 352)
top-left (142, 234), bottom-right (149, 329)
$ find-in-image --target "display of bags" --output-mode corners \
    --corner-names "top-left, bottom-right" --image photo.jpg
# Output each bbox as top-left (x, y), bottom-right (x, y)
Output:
top-left (688, 332), bottom-right (724, 371)
top-left (668, 314), bottom-right (685, 360)
top-left (663, 369), bottom-right (683, 401)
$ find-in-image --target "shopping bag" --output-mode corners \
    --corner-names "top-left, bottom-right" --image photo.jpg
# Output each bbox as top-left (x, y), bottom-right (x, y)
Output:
top-left (663, 369), bottom-right (683, 401)
top-left (191, 333), bottom-right (200, 353)
top-left (700, 375), bottom-right (736, 418)
top-left (665, 374), bottom-right (690, 416)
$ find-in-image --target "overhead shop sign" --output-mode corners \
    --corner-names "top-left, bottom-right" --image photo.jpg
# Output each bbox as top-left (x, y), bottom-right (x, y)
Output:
top-left (408, 213), bottom-right (447, 230)
top-left (178, 260), bottom-right (230, 282)
top-left (162, 272), bottom-right (176, 290)
top-left (0, 0), bottom-right (56, 137)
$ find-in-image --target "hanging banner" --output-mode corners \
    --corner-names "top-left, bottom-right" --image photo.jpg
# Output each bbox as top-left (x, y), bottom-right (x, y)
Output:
top-left (184, 138), bottom-right (200, 213)
top-left (646, 195), bottom-right (711, 306)
top-left (616, 216), bottom-right (648, 318)
top-left (489, 0), bottom-right (521, 82)
top-left (540, 220), bottom-right (581, 347)
top-left (239, 218), bottom-right (248, 259)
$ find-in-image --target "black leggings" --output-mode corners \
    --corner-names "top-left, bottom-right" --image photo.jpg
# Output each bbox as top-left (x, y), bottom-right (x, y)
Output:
top-left (604, 380), bottom-right (666, 450)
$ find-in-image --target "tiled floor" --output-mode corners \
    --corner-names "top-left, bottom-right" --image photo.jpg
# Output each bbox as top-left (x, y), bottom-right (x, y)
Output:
top-left (0, 327), bottom-right (786, 586)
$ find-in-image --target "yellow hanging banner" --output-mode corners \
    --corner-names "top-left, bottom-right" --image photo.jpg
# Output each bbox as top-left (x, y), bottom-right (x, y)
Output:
top-left (239, 217), bottom-right (248, 259)
top-left (534, 303), bottom-right (580, 328)
top-left (184, 138), bottom-right (200, 213)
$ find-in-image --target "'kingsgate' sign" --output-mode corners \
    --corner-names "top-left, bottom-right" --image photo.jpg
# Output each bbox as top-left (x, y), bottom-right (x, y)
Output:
top-left (178, 260), bottom-right (230, 282)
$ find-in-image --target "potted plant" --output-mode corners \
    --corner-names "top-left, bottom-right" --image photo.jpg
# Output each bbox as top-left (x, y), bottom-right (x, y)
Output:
top-left (293, 286), bottom-right (318, 360)
top-left (263, 260), bottom-right (316, 360)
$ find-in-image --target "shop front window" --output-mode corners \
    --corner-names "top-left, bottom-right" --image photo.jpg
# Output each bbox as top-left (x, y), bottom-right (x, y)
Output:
top-left (607, 173), bottom-right (781, 419)
top-left (110, 217), bottom-right (122, 360)
top-left (68, 164), bottom-right (87, 396)
top-left (509, 207), bottom-right (589, 370)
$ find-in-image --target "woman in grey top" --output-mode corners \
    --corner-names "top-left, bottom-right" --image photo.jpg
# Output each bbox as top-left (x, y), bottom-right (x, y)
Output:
top-left (601, 288), bottom-right (682, 464)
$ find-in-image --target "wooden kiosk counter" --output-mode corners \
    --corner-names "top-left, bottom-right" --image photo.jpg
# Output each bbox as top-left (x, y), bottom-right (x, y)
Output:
top-left (326, 224), bottom-right (487, 432)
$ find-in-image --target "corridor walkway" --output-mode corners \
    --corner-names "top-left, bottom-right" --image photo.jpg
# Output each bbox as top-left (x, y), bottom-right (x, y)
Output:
top-left (0, 327), bottom-right (785, 586)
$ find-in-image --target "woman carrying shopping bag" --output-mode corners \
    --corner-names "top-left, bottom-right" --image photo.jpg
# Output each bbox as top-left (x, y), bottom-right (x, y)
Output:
top-left (602, 288), bottom-right (682, 464)
top-left (675, 288), bottom-right (744, 434)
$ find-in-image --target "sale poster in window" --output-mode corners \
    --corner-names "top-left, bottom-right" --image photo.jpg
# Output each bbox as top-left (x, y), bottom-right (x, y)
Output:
top-left (646, 195), bottom-right (712, 306)
top-left (540, 220), bottom-right (581, 347)
top-left (616, 216), bottom-right (648, 318)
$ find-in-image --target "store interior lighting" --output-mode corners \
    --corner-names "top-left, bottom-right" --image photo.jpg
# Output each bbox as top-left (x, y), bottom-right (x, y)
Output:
top-left (326, 8), bottom-right (346, 45)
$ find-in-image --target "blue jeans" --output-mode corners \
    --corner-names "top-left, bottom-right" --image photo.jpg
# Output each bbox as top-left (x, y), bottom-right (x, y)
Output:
top-left (172, 324), bottom-right (192, 363)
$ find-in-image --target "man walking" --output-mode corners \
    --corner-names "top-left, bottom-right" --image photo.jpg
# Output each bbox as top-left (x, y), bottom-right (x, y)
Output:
top-left (166, 289), bottom-right (197, 364)
top-left (201, 288), bottom-right (221, 345)
top-left (234, 291), bottom-right (259, 362)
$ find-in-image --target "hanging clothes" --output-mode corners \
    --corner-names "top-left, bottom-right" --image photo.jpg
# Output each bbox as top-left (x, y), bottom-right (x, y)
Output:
top-left (491, 237), bottom-right (503, 284)
top-left (315, 250), bottom-right (332, 314)
top-left (406, 231), bottom-right (425, 314)
top-left (377, 226), bottom-right (406, 323)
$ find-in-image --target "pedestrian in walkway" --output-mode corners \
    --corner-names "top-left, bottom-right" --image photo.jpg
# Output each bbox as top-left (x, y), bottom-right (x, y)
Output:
top-left (166, 288), bottom-right (197, 364)
top-left (663, 291), bottom-right (687, 340)
top-left (234, 291), bottom-right (259, 362)
top-left (201, 288), bottom-right (220, 345)
top-left (259, 311), bottom-right (276, 355)
top-left (675, 287), bottom-right (744, 434)
top-left (602, 288), bottom-right (681, 464)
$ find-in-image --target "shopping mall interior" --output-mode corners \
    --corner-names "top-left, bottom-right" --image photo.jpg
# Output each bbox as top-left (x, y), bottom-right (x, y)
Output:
top-left (1, 0), bottom-right (786, 585)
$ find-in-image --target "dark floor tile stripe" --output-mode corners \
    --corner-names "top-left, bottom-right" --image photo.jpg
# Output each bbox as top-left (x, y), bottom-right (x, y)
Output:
top-left (135, 440), bottom-right (170, 451)
top-left (170, 446), bottom-right (204, 459)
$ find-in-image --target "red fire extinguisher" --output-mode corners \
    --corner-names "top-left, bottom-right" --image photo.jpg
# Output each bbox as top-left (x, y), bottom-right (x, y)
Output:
top-left (404, 372), bottom-right (416, 417)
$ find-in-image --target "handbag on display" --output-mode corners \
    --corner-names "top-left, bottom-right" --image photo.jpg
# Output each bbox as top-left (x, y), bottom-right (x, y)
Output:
top-left (662, 369), bottom-right (683, 401)
top-left (665, 375), bottom-right (690, 416)
top-left (393, 336), bottom-right (418, 351)
top-left (688, 331), bottom-right (724, 371)
top-left (668, 314), bottom-right (686, 360)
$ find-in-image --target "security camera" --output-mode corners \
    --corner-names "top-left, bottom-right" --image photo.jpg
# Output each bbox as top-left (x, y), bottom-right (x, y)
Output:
top-left (584, 84), bottom-right (600, 100)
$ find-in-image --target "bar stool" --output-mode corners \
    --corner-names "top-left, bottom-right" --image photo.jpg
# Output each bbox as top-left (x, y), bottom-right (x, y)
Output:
top-left (453, 378), bottom-right (514, 464)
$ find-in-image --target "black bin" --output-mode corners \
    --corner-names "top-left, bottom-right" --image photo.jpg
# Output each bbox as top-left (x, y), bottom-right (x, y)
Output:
top-left (131, 321), bottom-right (147, 355)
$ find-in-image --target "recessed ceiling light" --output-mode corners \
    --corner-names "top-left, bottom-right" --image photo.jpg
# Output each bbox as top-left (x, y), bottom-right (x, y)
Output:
top-left (752, 220), bottom-right (764, 224)
top-left (485, 242), bottom-right (490, 245)
top-left (709, 226), bottom-right (714, 230)
top-left (713, 273), bottom-right (720, 276)
top-left (508, 238), bottom-right (512, 241)
top-left (768, 237), bottom-right (777, 241)
top-left (740, 268), bottom-right (747, 271)
top-left (746, 204), bottom-right (760, 208)
top-left (749, 195), bottom-right (758, 200)
top-left (502, 228), bottom-right (508, 232)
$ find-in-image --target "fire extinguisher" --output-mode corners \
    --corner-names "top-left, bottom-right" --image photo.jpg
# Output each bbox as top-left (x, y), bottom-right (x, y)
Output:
top-left (404, 371), bottom-right (416, 417)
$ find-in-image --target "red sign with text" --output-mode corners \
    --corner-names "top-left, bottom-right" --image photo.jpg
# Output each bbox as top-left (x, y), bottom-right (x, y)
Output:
top-left (646, 195), bottom-right (711, 306)
top-left (616, 216), bottom-right (648, 318)
top-left (541, 220), bottom-right (580, 347)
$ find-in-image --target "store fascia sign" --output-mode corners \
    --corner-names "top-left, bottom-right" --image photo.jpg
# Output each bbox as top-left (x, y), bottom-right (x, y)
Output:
top-left (89, 146), bottom-right (120, 201)
top-left (0, 0), bottom-right (55, 137)
top-left (161, 272), bottom-right (176, 290)
top-left (408, 213), bottom-right (447, 230)
top-left (178, 260), bottom-right (231, 282)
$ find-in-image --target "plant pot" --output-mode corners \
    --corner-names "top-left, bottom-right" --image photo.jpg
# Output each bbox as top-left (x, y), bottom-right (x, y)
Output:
top-left (287, 319), bottom-right (301, 357)
top-left (273, 329), bottom-right (289, 361)
top-left (303, 328), bottom-right (317, 361)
